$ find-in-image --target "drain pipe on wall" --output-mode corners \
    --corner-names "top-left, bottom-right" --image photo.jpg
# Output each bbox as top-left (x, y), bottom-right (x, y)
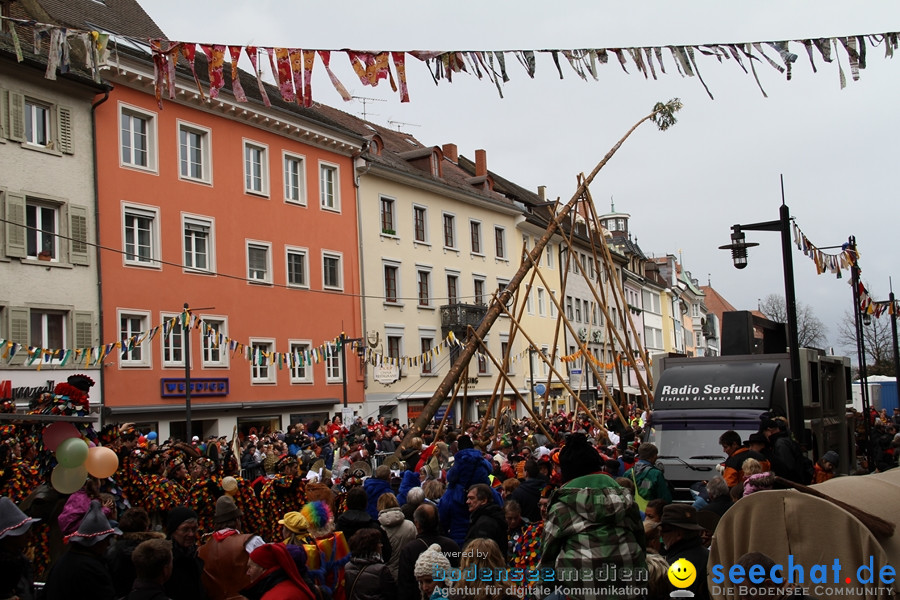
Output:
top-left (91, 89), bottom-right (110, 427)
top-left (353, 145), bottom-right (372, 401)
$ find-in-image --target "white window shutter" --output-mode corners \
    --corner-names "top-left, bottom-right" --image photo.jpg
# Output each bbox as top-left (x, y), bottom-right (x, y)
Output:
top-left (0, 88), bottom-right (7, 139)
top-left (57, 105), bottom-right (74, 154)
top-left (9, 306), bottom-right (29, 343)
top-left (69, 204), bottom-right (90, 265)
top-left (8, 91), bottom-right (25, 142)
top-left (5, 191), bottom-right (26, 258)
top-left (74, 311), bottom-right (95, 348)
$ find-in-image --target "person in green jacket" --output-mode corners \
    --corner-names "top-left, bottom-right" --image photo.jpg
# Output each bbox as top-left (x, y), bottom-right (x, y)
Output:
top-left (539, 434), bottom-right (646, 600)
top-left (625, 443), bottom-right (673, 504)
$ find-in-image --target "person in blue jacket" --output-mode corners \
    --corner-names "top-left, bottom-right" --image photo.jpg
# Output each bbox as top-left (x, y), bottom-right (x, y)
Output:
top-left (363, 465), bottom-right (394, 520)
top-left (438, 435), bottom-right (502, 545)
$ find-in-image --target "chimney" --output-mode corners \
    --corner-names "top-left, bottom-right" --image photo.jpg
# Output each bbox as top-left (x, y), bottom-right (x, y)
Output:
top-left (475, 149), bottom-right (487, 177)
top-left (442, 143), bottom-right (458, 163)
top-left (538, 185), bottom-right (546, 200)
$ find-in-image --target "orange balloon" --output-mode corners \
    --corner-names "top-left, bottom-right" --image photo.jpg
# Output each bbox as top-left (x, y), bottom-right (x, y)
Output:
top-left (84, 446), bottom-right (119, 478)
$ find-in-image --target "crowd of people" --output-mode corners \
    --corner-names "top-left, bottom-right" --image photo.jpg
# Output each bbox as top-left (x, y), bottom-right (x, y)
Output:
top-left (1, 378), bottom-right (899, 600)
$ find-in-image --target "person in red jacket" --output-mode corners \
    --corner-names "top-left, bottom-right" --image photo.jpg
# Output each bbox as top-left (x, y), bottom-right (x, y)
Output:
top-left (244, 543), bottom-right (316, 600)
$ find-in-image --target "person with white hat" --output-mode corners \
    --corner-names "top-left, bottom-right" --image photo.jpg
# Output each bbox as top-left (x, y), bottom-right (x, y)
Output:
top-left (44, 499), bottom-right (122, 600)
top-left (0, 496), bottom-right (41, 600)
top-left (413, 542), bottom-right (451, 600)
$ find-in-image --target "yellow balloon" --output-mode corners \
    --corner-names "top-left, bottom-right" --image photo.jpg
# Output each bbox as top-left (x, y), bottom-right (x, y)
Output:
top-left (85, 446), bottom-right (119, 478)
top-left (668, 558), bottom-right (697, 589)
top-left (51, 464), bottom-right (88, 494)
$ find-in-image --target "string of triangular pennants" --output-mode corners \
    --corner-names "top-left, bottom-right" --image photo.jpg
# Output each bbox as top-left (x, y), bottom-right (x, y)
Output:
top-left (2, 15), bottom-right (898, 106)
top-left (0, 312), bottom-right (540, 371)
top-left (855, 281), bottom-right (900, 320)
top-left (558, 348), bottom-right (649, 369)
top-left (792, 222), bottom-right (859, 279)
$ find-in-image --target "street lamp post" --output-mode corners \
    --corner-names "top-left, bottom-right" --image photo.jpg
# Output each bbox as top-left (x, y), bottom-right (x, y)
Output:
top-left (719, 182), bottom-right (803, 442)
top-left (528, 346), bottom-right (536, 412)
top-left (340, 332), bottom-right (364, 409)
top-left (848, 238), bottom-right (874, 472)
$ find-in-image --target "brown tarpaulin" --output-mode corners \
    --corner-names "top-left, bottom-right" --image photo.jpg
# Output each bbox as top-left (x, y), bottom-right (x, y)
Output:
top-left (708, 469), bottom-right (900, 600)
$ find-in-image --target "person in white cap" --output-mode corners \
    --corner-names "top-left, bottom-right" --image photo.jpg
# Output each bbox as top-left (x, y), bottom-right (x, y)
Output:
top-left (413, 542), bottom-right (451, 600)
top-left (0, 496), bottom-right (41, 600)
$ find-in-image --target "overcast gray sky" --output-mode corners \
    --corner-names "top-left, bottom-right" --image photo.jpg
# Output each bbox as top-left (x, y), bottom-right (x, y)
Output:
top-left (138, 0), bottom-right (900, 356)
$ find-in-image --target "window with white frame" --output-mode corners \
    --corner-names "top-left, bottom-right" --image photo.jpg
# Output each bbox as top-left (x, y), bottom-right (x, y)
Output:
top-left (286, 247), bottom-right (309, 288)
top-left (497, 279), bottom-right (509, 303)
top-left (319, 163), bottom-right (339, 210)
top-left (550, 290), bottom-right (558, 317)
top-left (244, 141), bottom-right (268, 195)
top-left (247, 242), bottom-right (271, 283)
top-left (494, 226), bottom-right (506, 259)
top-left (473, 277), bottom-right (486, 305)
top-left (546, 244), bottom-right (554, 268)
top-left (477, 351), bottom-right (489, 376)
top-left (24, 98), bottom-right (51, 146)
top-left (526, 288), bottom-right (534, 314)
top-left (386, 334), bottom-right (403, 375)
top-left (417, 268), bottom-right (431, 307)
top-left (383, 262), bottom-right (400, 304)
top-left (178, 122), bottom-right (211, 182)
top-left (447, 274), bottom-right (459, 305)
top-left (26, 199), bottom-right (59, 260)
top-left (30, 309), bottom-right (65, 350)
top-left (642, 290), bottom-right (661, 314)
top-left (541, 345), bottom-right (550, 376)
top-left (201, 317), bottom-right (228, 367)
top-left (537, 288), bottom-right (546, 316)
top-left (322, 251), bottom-right (343, 290)
top-left (119, 311), bottom-right (150, 366)
top-left (283, 153), bottom-right (306, 204)
top-left (160, 312), bottom-right (185, 367)
top-left (120, 105), bottom-right (155, 170)
top-left (250, 340), bottom-right (275, 383)
top-left (420, 335), bottom-right (434, 374)
top-left (442, 213), bottom-right (456, 248)
top-left (500, 338), bottom-right (513, 374)
top-left (380, 196), bottom-right (396, 235)
top-left (123, 204), bottom-right (159, 266)
top-left (470, 220), bottom-right (482, 255)
top-left (5, 91), bottom-right (72, 153)
top-left (183, 216), bottom-right (213, 272)
top-left (325, 344), bottom-right (342, 382)
top-left (413, 206), bottom-right (427, 243)
top-left (566, 296), bottom-right (574, 321)
top-left (290, 341), bottom-right (313, 383)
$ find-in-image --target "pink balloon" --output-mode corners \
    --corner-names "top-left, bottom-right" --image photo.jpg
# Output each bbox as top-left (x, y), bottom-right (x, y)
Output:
top-left (42, 422), bottom-right (80, 452)
top-left (87, 440), bottom-right (96, 447)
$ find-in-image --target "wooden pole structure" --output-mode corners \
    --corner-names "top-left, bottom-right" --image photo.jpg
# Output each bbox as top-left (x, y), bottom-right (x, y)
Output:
top-left (523, 250), bottom-right (630, 429)
top-left (474, 333), bottom-right (559, 444)
top-left (582, 187), bottom-right (654, 404)
top-left (542, 220), bottom-right (571, 418)
top-left (479, 251), bottom-right (537, 438)
top-left (392, 100), bottom-right (682, 458)
top-left (494, 296), bottom-right (611, 433)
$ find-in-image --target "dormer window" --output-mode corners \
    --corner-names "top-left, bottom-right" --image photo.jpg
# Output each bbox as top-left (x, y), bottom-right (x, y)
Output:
top-left (430, 151), bottom-right (442, 177)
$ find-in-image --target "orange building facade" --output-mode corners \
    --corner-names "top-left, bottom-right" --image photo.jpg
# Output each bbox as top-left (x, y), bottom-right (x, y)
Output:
top-left (93, 49), bottom-right (365, 440)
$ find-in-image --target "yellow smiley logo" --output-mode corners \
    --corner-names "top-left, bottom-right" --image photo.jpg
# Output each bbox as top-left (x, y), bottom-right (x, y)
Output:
top-left (667, 558), bottom-right (697, 589)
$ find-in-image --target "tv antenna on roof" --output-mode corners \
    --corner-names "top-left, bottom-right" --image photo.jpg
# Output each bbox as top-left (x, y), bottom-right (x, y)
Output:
top-left (388, 120), bottom-right (421, 133)
top-left (351, 96), bottom-right (386, 120)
